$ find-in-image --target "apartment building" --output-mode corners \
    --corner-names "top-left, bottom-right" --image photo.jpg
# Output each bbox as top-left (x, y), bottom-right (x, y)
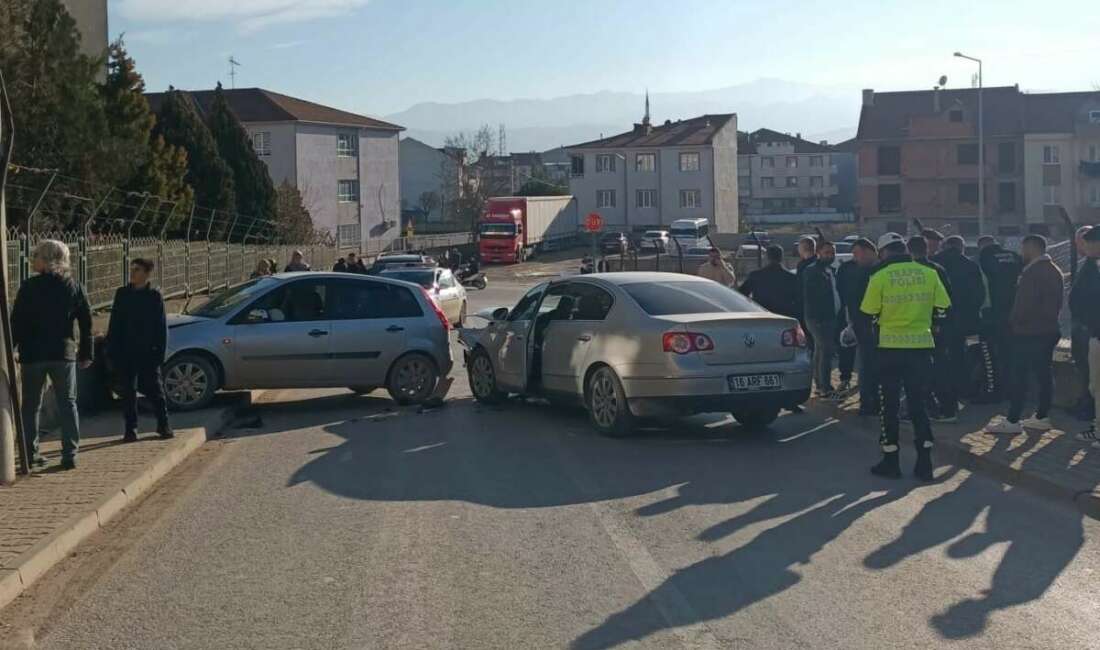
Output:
top-left (61, 0), bottom-right (108, 79)
top-left (1022, 92), bottom-right (1100, 226)
top-left (148, 88), bottom-right (403, 247)
top-left (399, 137), bottom-right (465, 223)
top-left (566, 111), bottom-right (739, 233)
top-left (737, 128), bottom-right (853, 224)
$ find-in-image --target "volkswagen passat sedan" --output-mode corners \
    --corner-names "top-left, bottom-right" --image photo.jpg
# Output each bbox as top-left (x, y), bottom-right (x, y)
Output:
top-left (459, 272), bottom-right (811, 436)
top-left (163, 273), bottom-right (453, 411)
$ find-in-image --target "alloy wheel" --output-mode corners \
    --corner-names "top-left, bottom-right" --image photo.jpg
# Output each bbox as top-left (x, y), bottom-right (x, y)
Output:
top-left (165, 362), bottom-right (209, 407)
top-left (590, 369), bottom-right (620, 428)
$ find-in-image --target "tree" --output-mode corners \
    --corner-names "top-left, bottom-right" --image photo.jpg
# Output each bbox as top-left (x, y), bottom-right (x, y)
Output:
top-left (417, 191), bottom-right (440, 217)
top-left (443, 125), bottom-right (497, 232)
top-left (206, 83), bottom-right (277, 239)
top-left (516, 179), bottom-right (567, 197)
top-left (273, 180), bottom-right (314, 243)
top-left (153, 88), bottom-right (236, 236)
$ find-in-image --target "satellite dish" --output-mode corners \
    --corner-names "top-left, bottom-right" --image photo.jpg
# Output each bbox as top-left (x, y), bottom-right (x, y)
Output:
top-left (938, 75), bottom-right (948, 87)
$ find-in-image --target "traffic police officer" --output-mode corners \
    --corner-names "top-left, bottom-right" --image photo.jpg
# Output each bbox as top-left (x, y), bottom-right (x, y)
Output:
top-left (861, 232), bottom-right (951, 480)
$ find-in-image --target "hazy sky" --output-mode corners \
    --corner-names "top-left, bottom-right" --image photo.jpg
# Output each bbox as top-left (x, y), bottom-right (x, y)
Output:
top-left (110, 0), bottom-right (1099, 117)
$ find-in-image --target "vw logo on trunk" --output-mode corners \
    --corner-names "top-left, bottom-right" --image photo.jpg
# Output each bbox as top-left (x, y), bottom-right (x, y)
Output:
top-left (743, 333), bottom-right (756, 348)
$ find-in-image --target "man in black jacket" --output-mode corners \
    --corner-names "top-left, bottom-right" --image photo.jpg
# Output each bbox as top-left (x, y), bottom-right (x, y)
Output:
top-left (1073, 227), bottom-right (1100, 446)
top-left (838, 238), bottom-right (879, 413)
top-left (107, 259), bottom-right (172, 442)
top-left (739, 245), bottom-right (798, 317)
top-left (795, 237), bottom-right (817, 347)
top-left (910, 236), bottom-right (958, 420)
top-left (803, 241), bottom-right (841, 398)
top-left (932, 236), bottom-right (985, 411)
top-left (977, 236), bottom-right (1023, 400)
top-left (346, 252), bottom-right (368, 274)
top-left (12, 240), bottom-right (93, 470)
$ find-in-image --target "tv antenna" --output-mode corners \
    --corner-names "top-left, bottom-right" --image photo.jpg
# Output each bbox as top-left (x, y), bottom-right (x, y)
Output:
top-left (228, 56), bottom-right (242, 89)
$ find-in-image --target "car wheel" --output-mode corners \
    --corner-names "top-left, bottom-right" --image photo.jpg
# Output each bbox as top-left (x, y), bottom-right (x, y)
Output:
top-left (585, 365), bottom-right (635, 437)
top-left (348, 386), bottom-right (376, 395)
top-left (468, 347), bottom-right (504, 404)
top-left (163, 354), bottom-right (218, 411)
top-left (731, 406), bottom-right (781, 431)
top-left (455, 301), bottom-right (467, 328)
top-left (386, 353), bottom-right (439, 405)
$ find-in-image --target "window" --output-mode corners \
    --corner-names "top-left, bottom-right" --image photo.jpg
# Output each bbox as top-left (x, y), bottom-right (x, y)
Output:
top-left (438, 270), bottom-right (457, 289)
top-left (761, 177), bottom-right (775, 189)
top-left (251, 131), bottom-right (271, 157)
top-left (1090, 186), bottom-right (1100, 206)
top-left (680, 189), bottom-right (701, 208)
top-left (635, 153), bottom-right (656, 172)
top-left (508, 284), bottom-right (548, 322)
top-left (1043, 145), bottom-right (1060, 164)
top-left (878, 184), bottom-right (901, 212)
top-left (738, 178), bottom-right (751, 196)
top-left (596, 154), bottom-right (616, 173)
top-left (998, 142), bottom-right (1016, 173)
top-left (1089, 145), bottom-right (1099, 162)
top-left (949, 109), bottom-right (964, 123)
top-left (958, 182), bottom-right (979, 205)
top-left (877, 146), bottom-right (901, 175)
top-left (337, 180), bottom-right (358, 203)
top-left (1090, 110), bottom-right (1100, 124)
top-left (337, 133), bottom-right (357, 157)
top-left (195, 277), bottom-right (279, 319)
top-left (546, 283), bottom-right (615, 321)
top-left (957, 143), bottom-right (979, 165)
top-left (786, 156), bottom-right (798, 168)
top-left (679, 152), bottom-right (701, 172)
top-left (810, 176), bottom-right (824, 188)
top-left (785, 177), bottom-right (798, 188)
top-left (570, 155), bottom-right (585, 177)
top-left (248, 280), bottom-right (327, 323)
top-left (596, 189), bottom-right (616, 208)
top-left (337, 223), bottom-right (361, 245)
top-left (623, 281), bottom-right (761, 316)
top-left (998, 182), bottom-right (1016, 213)
top-left (809, 155), bottom-right (824, 167)
top-left (1042, 185), bottom-right (1060, 205)
top-left (761, 156), bottom-right (775, 168)
top-left (636, 189), bottom-right (656, 208)
top-left (329, 280), bottom-right (422, 320)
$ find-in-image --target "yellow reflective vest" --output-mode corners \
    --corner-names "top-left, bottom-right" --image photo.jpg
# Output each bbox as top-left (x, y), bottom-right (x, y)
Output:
top-left (860, 257), bottom-right (951, 349)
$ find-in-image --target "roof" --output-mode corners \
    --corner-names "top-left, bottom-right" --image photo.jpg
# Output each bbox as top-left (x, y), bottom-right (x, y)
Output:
top-left (579, 271), bottom-right (710, 285)
top-left (567, 114), bottom-right (736, 149)
top-left (1024, 91), bottom-right (1100, 133)
top-left (738, 128), bottom-right (834, 154)
top-left (831, 137), bottom-right (859, 153)
top-left (146, 87), bottom-right (403, 131)
top-left (856, 86), bottom-right (1024, 140)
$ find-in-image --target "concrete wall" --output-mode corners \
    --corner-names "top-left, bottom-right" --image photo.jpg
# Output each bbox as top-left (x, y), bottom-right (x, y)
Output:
top-left (399, 138), bottom-right (448, 221)
top-left (360, 128), bottom-right (400, 248)
top-left (711, 118), bottom-right (740, 233)
top-left (61, 0), bottom-right (108, 66)
top-left (249, 122), bottom-right (298, 187)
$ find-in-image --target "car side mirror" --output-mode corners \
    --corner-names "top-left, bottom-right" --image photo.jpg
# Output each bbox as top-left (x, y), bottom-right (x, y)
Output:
top-left (491, 307), bottom-right (509, 321)
top-left (247, 308), bottom-right (269, 323)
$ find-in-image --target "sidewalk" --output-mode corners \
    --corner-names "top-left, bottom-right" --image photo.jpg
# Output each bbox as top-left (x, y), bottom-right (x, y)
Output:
top-left (820, 392), bottom-right (1100, 519)
top-left (0, 395), bottom-right (244, 611)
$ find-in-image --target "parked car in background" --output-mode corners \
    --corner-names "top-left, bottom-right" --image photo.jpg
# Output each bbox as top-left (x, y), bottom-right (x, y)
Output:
top-left (367, 253), bottom-right (436, 273)
top-left (164, 273), bottom-right (453, 411)
top-left (379, 266), bottom-right (467, 326)
top-left (669, 218), bottom-right (710, 248)
top-left (638, 229), bottom-right (670, 252)
top-left (600, 231), bottom-right (630, 254)
top-left (459, 272), bottom-right (811, 436)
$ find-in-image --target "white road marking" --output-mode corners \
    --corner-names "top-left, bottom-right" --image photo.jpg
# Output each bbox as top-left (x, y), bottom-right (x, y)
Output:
top-left (777, 418), bottom-right (838, 443)
top-left (402, 442), bottom-right (447, 453)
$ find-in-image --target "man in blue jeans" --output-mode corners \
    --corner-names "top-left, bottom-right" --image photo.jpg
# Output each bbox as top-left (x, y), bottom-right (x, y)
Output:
top-left (11, 240), bottom-right (93, 470)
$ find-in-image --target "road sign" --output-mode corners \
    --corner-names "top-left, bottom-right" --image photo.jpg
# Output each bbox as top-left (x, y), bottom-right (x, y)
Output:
top-left (585, 213), bottom-right (604, 233)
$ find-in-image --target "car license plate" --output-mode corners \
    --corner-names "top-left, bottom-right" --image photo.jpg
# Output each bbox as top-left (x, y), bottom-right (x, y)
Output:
top-left (728, 373), bottom-right (782, 392)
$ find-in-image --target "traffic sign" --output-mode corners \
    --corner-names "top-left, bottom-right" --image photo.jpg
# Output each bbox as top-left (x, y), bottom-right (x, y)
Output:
top-left (585, 212), bottom-right (604, 233)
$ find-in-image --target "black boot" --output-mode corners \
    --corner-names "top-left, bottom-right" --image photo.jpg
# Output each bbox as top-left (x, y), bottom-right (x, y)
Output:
top-left (870, 451), bottom-right (901, 479)
top-left (122, 429), bottom-right (138, 443)
top-left (157, 423), bottom-right (174, 439)
top-left (914, 447), bottom-right (934, 482)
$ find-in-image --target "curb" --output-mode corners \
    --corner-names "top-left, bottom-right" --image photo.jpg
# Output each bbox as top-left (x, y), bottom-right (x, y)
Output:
top-left (812, 400), bottom-right (1100, 520)
top-left (0, 396), bottom-right (247, 612)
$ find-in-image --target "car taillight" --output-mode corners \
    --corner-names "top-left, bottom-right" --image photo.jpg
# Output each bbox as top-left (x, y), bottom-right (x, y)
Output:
top-left (782, 325), bottom-right (807, 348)
top-left (662, 331), bottom-right (714, 354)
top-left (421, 287), bottom-right (451, 330)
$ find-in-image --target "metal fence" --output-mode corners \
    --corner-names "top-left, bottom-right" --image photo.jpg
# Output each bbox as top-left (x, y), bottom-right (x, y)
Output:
top-left (5, 230), bottom-right (474, 310)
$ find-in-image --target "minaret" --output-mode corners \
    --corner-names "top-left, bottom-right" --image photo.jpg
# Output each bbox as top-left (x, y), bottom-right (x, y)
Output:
top-left (643, 89), bottom-right (651, 127)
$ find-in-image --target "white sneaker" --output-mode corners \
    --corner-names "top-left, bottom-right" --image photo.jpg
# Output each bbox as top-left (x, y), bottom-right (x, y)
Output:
top-left (1076, 427), bottom-right (1099, 443)
top-left (1020, 416), bottom-right (1053, 431)
top-left (985, 418), bottom-right (1023, 434)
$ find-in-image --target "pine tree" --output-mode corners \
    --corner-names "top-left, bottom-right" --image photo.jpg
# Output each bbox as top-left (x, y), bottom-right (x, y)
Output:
top-left (274, 180), bottom-right (314, 243)
top-left (153, 88), bottom-right (236, 236)
top-left (206, 83), bottom-right (277, 239)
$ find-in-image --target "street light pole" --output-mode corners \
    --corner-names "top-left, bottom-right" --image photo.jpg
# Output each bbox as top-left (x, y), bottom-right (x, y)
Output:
top-left (955, 52), bottom-right (984, 236)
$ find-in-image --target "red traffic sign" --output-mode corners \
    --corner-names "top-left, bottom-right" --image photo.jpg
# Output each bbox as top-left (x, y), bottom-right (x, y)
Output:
top-left (585, 212), bottom-right (604, 233)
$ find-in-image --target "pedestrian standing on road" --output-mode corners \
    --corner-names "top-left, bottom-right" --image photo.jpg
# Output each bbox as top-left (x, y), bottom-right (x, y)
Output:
top-left (795, 237), bottom-right (818, 349)
top-left (984, 235), bottom-right (1064, 434)
top-left (332, 257), bottom-right (348, 272)
top-left (1072, 226), bottom-right (1100, 447)
top-left (250, 259), bottom-right (271, 279)
top-left (107, 259), bottom-right (173, 443)
top-left (931, 235), bottom-right (985, 418)
top-left (284, 250), bottom-right (311, 272)
top-left (977, 236), bottom-right (1023, 401)
top-left (697, 248), bottom-right (736, 287)
top-left (922, 228), bottom-right (945, 258)
top-left (346, 252), bottom-right (367, 274)
top-left (803, 241), bottom-right (841, 399)
top-left (11, 240), bottom-right (93, 470)
top-left (861, 232), bottom-right (951, 480)
top-left (909, 236), bottom-right (956, 421)
top-left (839, 238), bottom-right (879, 414)
top-left (738, 245), bottom-right (798, 318)
top-left (1070, 225), bottom-right (1095, 421)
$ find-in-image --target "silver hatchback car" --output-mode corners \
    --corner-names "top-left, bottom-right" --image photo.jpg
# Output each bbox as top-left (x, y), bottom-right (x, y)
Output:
top-left (459, 272), bottom-right (811, 435)
top-left (163, 273), bottom-right (453, 410)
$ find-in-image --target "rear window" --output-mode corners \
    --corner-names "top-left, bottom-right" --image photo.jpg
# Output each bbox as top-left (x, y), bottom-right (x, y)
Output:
top-left (623, 281), bottom-right (762, 316)
top-left (381, 270), bottom-right (435, 288)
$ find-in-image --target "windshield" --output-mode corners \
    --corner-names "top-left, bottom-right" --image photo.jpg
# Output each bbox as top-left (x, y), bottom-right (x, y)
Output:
top-left (189, 277), bottom-right (278, 319)
top-left (381, 270), bottom-right (436, 288)
top-left (644, 231), bottom-right (666, 238)
top-left (480, 223), bottom-right (516, 236)
top-left (623, 281), bottom-right (762, 316)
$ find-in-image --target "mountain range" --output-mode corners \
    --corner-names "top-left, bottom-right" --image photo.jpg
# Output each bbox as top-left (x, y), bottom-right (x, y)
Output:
top-left (385, 78), bottom-right (861, 153)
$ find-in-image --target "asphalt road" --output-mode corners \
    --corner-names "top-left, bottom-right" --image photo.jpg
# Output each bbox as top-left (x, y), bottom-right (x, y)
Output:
top-left (26, 279), bottom-right (1100, 649)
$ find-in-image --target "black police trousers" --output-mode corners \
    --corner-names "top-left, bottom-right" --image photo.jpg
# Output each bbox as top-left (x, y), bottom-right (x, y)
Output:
top-left (117, 361), bottom-right (169, 432)
top-left (878, 348), bottom-right (934, 453)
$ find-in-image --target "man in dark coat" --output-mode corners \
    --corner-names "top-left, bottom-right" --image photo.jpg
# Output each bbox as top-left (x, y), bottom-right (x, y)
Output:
top-left (1072, 226), bottom-right (1100, 446)
top-left (346, 252), bottom-right (368, 274)
top-left (976, 236), bottom-right (1023, 401)
top-left (739, 245), bottom-right (798, 318)
top-left (910, 236), bottom-right (957, 420)
top-left (107, 258), bottom-right (172, 442)
top-left (837, 238), bottom-right (879, 414)
top-left (803, 241), bottom-right (841, 398)
top-left (932, 235), bottom-right (985, 409)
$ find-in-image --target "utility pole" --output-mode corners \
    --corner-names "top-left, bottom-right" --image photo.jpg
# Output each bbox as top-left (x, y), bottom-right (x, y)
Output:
top-left (228, 56), bottom-right (241, 89)
top-left (0, 71), bottom-right (22, 483)
top-left (955, 52), bottom-right (984, 235)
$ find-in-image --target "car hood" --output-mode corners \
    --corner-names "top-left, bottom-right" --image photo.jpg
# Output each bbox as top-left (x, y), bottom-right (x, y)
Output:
top-left (167, 314), bottom-right (211, 329)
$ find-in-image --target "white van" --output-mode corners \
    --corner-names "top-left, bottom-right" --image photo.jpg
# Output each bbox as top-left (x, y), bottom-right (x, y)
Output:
top-left (669, 218), bottom-right (710, 248)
